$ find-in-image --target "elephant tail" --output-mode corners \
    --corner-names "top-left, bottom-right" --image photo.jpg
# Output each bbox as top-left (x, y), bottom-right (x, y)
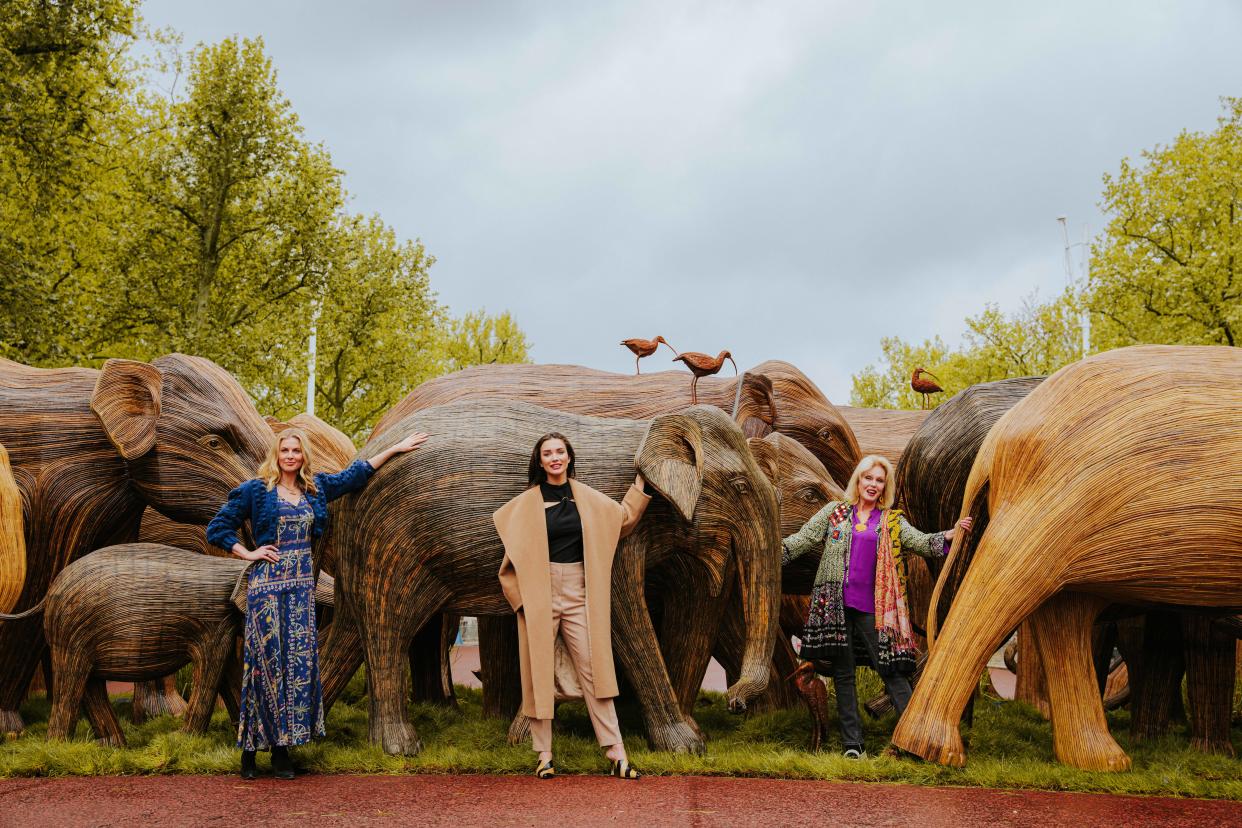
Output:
top-left (927, 429), bottom-right (997, 648)
top-left (0, 596), bottom-right (44, 622)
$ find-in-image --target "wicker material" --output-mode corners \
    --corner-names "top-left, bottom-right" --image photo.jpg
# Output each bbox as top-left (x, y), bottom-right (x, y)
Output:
top-left (0, 355), bottom-right (273, 736)
top-left (371, 361), bottom-right (861, 489)
top-left (318, 399), bottom-right (781, 756)
top-left (0, 543), bottom-right (249, 745)
top-left (893, 345), bottom-right (1242, 771)
top-left (837, 406), bottom-right (928, 465)
top-left (0, 445), bottom-right (25, 615)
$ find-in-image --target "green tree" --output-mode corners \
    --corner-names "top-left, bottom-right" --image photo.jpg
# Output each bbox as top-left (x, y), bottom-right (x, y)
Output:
top-left (441, 309), bottom-right (531, 372)
top-left (301, 214), bottom-right (443, 441)
top-left (0, 0), bottom-right (139, 364)
top-left (850, 291), bottom-right (1082, 409)
top-left (1089, 97), bottom-right (1242, 348)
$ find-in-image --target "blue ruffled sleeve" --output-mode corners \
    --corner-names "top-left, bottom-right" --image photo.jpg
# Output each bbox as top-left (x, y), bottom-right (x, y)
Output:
top-left (207, 480), bottom-right (255, 552)
top-left (316, 459), bottom-right (376, 503)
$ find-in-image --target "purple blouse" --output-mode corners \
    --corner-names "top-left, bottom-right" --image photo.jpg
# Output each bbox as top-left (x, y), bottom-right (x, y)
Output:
top-left (842, 507), bottom-right (882, 613)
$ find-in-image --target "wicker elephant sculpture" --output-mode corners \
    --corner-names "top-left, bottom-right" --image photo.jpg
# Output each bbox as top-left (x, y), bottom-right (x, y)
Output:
top-left (319, 399), bottom-right (781, 756)
top-left (0, 544), bottom-right (248, 745)
top-left (0, 355), bottom-right (274, 736)
top-left (891, 345), bottom-right (1242, 771)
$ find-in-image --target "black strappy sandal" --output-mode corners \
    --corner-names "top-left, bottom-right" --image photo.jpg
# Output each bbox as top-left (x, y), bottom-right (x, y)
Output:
top-left (535, 758), bottom-right (556, 779)
top-left (608, 758), bottom-right (641, 779)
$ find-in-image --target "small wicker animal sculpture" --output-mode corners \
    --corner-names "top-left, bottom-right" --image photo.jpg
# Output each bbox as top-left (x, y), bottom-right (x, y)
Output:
top-left (0, 544), bottom-right (249, 745)
top-left (788, 660), bottom-right (831, 751)
top-left (673, 350), bottom-right (738, 405)
top-left (910, 368), bottom-right (944, 409)
top-left (621, 336), bottom-right (678, 374)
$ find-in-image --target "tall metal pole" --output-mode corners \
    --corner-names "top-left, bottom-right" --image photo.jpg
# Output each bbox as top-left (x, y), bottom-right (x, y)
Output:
top-left (306, 296), bottom-right (320, 416)
top-left (1058, 216), bottom-right (1091, 358)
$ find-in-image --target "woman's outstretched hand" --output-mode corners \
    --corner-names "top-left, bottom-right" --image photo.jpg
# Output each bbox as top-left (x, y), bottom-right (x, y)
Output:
top-left (944, 516), bottom-right (974, 542)
top-left (368, 431), bottom-right (430, 470)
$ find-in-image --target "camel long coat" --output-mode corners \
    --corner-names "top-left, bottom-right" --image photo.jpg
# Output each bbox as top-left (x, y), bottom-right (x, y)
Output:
top-left (494, 479), bottom-right (650, 720)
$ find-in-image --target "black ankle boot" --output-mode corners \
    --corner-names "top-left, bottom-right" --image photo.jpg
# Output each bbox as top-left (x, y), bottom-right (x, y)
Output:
top-left (240, 750), bottom-right (257, 780)
top-left (271, 746), bottom-right (294, 780)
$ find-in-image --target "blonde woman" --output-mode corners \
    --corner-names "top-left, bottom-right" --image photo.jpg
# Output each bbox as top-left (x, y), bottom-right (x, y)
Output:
top-left (207, 426), bottom-right (427, 779)
top-left (781, 454), bottom-right (972, 757)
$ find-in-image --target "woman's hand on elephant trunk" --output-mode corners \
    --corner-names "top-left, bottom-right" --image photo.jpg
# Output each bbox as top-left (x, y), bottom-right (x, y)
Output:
top-left (234, 544), bottom-right (280, 563)
top-left (944, 516), bottom-right (974, 542)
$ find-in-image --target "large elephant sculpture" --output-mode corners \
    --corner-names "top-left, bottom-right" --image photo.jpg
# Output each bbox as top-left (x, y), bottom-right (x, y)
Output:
top-left (837, 405), bottom-right (928, 464)
top-left (370, 361), bottom-right (861, 488)
top-left (319, 399), bottom-right (781, 756)
top-left (0, 354), bottom-right (273, 735)
top-left (0, 444), bottom-right (24, 615)
top-left (891, 345), bottom-right (1242, 771)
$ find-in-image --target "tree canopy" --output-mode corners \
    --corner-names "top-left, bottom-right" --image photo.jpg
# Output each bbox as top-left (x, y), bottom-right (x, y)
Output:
top-left (0, 3), bottom-right (529, 443)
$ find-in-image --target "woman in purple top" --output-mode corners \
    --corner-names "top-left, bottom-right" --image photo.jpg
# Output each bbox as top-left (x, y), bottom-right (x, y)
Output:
top-left (781, 454), bottom-right (973, 757)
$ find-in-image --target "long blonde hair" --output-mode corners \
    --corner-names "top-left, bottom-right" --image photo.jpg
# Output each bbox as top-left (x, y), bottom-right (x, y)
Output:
top-left (259, 427), bottom-right (318, 494)
top-left (844, 454), bottom-right (895, 509)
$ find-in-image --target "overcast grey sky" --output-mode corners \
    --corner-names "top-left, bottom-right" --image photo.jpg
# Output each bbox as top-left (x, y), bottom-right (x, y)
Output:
top-left (143, 0), bottom-right (1242, 402)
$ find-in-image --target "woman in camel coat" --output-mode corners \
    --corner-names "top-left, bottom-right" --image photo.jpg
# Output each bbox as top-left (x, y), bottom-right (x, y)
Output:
top-left (494, 431), bottom-right (650, 779)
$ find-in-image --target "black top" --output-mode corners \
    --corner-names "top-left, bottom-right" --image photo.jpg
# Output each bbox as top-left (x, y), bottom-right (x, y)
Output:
top-left (540, 481), bottom-right (584, 564)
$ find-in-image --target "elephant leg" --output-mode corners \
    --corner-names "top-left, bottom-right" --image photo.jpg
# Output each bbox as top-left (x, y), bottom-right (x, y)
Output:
top-left (183, 623), bottom-right (235, 735)
top-left (82, 677), bottom-right (125, 747)
top-left (1120, 611), bottom-right (1186, 742)
top-left (659, 556), bottom-right (732, 716)
top-left (610, 539), bottom-right (705, 754)
top-left (131, 675), bottom-right (188, 723)
top-left (362, 573), bottom-right (451, 755)
top-left (1028, 593), bottom-right (1128, 771)
top-left (318, 598), bottom-right (365, 714)
top-left (219, 640), bottom-right (242, 725)
top-left (408, 612), bottom-right (458, 708)
top-left (478, 615), bottom-right (523, 720)
top-left (891, 524), bottom-right (1058, 767)
top-left (47, 652), bottom-right (87, 741)
top-left (1013, 621), bottom-right (1050, 717)
top-left (715, 594), bottom-right (800, 713)
top-left (1183, 614), bottom-right (1237, 756)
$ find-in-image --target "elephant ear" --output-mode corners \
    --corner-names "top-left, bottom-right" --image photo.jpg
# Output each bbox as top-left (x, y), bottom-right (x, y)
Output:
top-left (264, 415), bottom-right (291, 434)
top-left (731, 372), bottom-right (777, 439)
top-left (636, 413), bottom-right (703, 523)
top-left (91, 359), bottom-right (163, 460)
top-left (746, 434), bottom-right (782, 490)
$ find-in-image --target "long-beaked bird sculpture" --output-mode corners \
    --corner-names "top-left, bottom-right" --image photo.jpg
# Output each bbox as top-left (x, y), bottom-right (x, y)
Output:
top-left (673, 349), bottom-right (737, 405)
top-left (621, 336), bottom-right (678, 374)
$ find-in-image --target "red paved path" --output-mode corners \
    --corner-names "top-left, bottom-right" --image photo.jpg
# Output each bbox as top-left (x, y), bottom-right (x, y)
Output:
top-left (1, 774), bottom-right (1238, 827)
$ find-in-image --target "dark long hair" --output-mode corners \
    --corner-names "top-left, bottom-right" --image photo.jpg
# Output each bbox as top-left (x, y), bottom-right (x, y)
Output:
top-left (527, 432), bottom-right (577, 485)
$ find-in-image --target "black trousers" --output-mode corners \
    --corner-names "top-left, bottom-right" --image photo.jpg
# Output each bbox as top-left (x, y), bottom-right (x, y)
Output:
top-left (830, 608), bottom-right (913, 748)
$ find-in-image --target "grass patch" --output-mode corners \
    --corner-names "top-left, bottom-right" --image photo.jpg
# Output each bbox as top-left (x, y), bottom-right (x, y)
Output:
top-left (3, 666), bottom-right (1240, 799)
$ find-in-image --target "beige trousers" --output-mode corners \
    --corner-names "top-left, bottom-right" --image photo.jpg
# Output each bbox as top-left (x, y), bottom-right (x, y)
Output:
top-left (530, 562), bottom-right (623, 753)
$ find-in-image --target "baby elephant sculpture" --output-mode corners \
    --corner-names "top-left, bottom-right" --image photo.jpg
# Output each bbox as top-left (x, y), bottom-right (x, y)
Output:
top-left (0, 543), bottom-right (248, 745)
top-left (892, 345), bottom-right (1242, 771)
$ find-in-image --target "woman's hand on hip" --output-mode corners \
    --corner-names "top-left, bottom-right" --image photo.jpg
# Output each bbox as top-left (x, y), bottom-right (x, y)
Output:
top-left (236, 544), bottom-right (280, 563)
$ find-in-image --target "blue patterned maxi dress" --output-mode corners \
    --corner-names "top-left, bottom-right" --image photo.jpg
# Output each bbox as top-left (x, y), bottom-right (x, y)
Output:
top-left (237, 494), bottom-right (324, 750)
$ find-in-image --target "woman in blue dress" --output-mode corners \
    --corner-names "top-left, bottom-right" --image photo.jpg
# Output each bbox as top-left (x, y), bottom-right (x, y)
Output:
top-left (208, 425), bottom-right (427, 779)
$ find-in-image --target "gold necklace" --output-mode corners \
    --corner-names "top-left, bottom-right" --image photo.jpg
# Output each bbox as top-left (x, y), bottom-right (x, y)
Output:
top-left (854, 506), bottom-right (870, 532)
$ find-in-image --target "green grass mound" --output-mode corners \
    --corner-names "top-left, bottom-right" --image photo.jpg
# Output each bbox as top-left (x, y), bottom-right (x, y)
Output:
top-left (3, 667), bottom-right (1240, 799)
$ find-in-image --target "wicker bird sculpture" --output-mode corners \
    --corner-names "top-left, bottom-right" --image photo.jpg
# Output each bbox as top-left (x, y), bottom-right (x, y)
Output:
top-left (673, 350), bottom-right (737, 405)
top-left (621, 336), bottom-right (678, 374)
top-left (787, 660), bottom-right (831, 751)
top-left (911, 367), bottom-right (944, 409)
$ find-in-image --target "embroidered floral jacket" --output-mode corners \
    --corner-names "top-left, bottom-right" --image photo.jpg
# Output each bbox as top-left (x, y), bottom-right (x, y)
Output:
top-left (781, 500), bottom-right (947, 673)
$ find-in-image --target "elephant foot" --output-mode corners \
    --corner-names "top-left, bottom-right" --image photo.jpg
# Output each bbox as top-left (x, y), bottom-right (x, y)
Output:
top-left (891, 715), bottom-right (967, 767)
top-left (507, 714), bottom-right (532, 746)
top-left (0, 708), bottom-right (23, 738)
top-left (1190, 737), bottom-right (1236, 757)
top-left (131, 677), bottom-right (188, 723)
top-left (371, 718), bottom-right (423, 756)
top-left (1054, 730), bottom-right (1131, 772)
top-left (645, 716), bottom-right (706, 755)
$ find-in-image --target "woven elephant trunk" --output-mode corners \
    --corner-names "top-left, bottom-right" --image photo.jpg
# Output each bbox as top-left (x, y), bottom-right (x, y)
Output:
top-left (0, 543), bottom-right (249, 745)
top-left (892, 345), bottom-right (1242, 772)
top-left (319, 399), bottom-right (781, 756)
top-left (0, 445), bottom-right (25, 615)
